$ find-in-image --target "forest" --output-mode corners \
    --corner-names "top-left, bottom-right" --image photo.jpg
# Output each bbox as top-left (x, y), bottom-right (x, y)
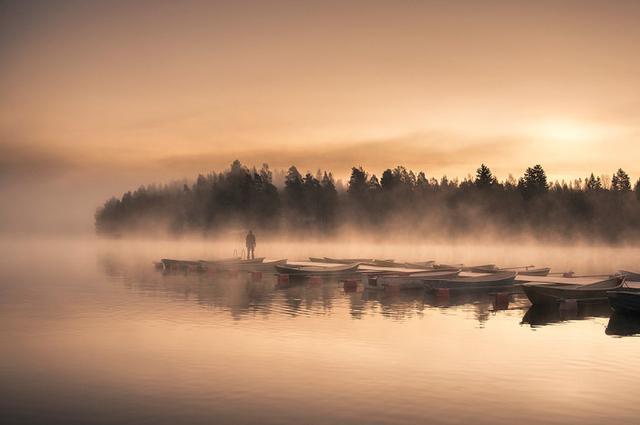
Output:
top-left (95, 160), bottom-right (640, 243)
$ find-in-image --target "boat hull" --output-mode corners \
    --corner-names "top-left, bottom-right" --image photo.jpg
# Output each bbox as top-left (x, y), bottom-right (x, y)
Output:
top-left (523, 278), bottom-right (623, 305)
top-left (275, 263), bottom-right (360, 276)
top-left (367, 270), bottom-right (460, 291)
top-left (424, 271), bottom-right (517, 292)
top-left (518, 267), bottom-right (551, 277)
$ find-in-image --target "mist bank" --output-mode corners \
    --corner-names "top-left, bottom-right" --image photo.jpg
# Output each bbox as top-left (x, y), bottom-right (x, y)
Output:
top-left (94, 160), bottom-right (640, 244)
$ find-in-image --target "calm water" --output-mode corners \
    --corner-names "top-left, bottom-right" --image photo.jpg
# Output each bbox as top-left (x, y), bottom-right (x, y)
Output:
top-left (2, 238), bottom-right (640, 425)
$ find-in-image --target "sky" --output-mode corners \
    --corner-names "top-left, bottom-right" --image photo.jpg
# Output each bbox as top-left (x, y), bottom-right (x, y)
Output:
top-left (1, 0), bottom-right (640, 231)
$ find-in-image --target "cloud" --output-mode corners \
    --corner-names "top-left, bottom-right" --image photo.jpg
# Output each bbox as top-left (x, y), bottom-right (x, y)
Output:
top-left (152, 132), bottom-right (521, 178)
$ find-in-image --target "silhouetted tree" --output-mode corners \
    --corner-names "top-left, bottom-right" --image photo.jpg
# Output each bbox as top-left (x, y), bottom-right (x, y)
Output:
top-left (347, 167), bottom-right (369, 200)
top-left (475, 164), bottom-right (497, 189)
top-left (518, 164), bottom-right (548, 199)
top-left (611, 168), bottom-right (631, 191)
top-left (585, 173), bottom-right (602, 191)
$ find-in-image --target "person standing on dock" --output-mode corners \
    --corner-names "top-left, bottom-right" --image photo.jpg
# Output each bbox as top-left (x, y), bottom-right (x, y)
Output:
top-left (245, 230), bottom-right (256, 260)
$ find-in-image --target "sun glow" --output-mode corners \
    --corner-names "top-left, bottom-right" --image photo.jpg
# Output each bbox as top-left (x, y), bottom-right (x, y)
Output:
top-left (534, 119), bottom-right (611, 143)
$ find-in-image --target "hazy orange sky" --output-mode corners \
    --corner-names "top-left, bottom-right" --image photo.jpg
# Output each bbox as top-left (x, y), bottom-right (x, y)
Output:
top-left (2, 0), bottom-right (640, 190)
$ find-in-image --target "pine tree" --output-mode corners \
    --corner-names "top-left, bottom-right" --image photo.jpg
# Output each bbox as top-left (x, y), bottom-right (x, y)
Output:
top-left (474, 164), bottom-right (497, 189)
top-left (611, 168), bottom-right (631, 191)
top-left (518, 164), bottom-right (548, 199)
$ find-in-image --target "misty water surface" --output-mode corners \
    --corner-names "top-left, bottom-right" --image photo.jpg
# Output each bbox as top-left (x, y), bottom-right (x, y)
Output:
top-left (1, 237), bottom-right (640, 425)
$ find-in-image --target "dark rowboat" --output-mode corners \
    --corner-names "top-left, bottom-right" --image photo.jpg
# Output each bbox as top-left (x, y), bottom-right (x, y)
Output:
top-left (366, 270), bottom-right (461, 290)
top-left (161, 258), bottom-right (206, 271)
top-left (607, 290), bottom-right (640, 314)
top-left (275, 263), bottom-right (360, 276)
top-left (424, 271), bottom-right (517, 292)
top-left (522, 276), bottom-right (624, 305)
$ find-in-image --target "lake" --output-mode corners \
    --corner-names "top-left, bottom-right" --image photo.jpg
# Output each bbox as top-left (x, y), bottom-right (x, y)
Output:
top-left (1, 237), bottom-right (639, 425)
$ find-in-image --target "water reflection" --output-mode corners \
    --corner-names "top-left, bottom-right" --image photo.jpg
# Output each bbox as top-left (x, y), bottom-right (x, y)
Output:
top-left (521, 302), bottom-right (612, 327)
top-left (606, 313), bottom-right (640, 337)
top-left (6, 242), bottom-right (640, 425)
top-left (100, 255), bottom-right (529, 325)
top-left (100, 253), bottom-right (640, 339)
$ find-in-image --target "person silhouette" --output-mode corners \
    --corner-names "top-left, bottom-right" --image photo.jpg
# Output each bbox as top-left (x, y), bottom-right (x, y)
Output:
top-left (245, 230), bottom-right (256, 260)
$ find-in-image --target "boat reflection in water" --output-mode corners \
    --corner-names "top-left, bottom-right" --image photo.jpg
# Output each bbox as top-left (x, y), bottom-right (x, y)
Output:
top-left (101, 255), bottom-right (530, 325)
top-left (606, 313), bottom-right (640, 337)
top-left (521, 301), bottom-right (612, 327)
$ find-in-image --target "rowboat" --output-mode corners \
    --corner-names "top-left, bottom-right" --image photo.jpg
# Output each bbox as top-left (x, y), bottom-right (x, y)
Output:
top-left (424, 271), bottom-right (517, 291)
top-left (275, 263), bottom-right (360, 276)
top-left (619, 270), bottom-right (640, 281)
top-left (518, 267), bottom-right (551, 277)
top-left (468, 264), bottom-right (550, 276)
top-left (432, 263), bottom-right (464, 272)
top-left (365, 270), bottom-right (461, 291)
top-left (161, 258), bottom-right (207, 271)
top-left (324, 257), bottom-right (374, 264)
top-left (466, 264), bottom-right (497, 273)
top-left (522, 276), bottom-right (624, 305)
top-left (607, 290), bottom-right (640, 314)
top-left (364, 259), bottom-right (399, 268)
top-left (308, 257), bottom-right (328, 263)
top-left (403, 260), bottom-right (436, 269)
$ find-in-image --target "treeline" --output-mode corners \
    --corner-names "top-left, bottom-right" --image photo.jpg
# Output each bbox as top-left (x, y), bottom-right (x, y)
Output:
top-left (95, 160), bottom-right (640, 242)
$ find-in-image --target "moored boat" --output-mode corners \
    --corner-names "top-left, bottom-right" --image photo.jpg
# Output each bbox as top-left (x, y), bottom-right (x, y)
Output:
top-left (403, 260), bottom-right (436, 269)
top-left (324, 257), bottom-right (374, 264)
top-left (432, 263), bottom-right (464, 272)
top-left (467, 265), bottom-right (550, 276)
top-left (424, 271), bottom-right (517, 292)
top-left (365, 269), bottom-right (461, 291)
top-left (275, 263), bottom-right (360, 276)
top-left (466, 264), bottom-right (498, 273)
top-left (518, 267), bottom-right (551, 277)
top-left (161, 258), bottom-right (206, 271)
top-left (523, 276), bottom-right (624, 305)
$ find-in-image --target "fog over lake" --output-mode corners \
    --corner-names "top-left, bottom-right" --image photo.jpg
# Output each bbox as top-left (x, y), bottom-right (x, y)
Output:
top-left (1, 236), bottom-right (639, 425)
